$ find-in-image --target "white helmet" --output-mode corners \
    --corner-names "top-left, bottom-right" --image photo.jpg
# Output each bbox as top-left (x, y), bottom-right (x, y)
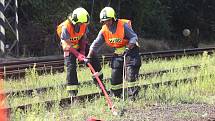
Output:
top-left (99, 7), bottom-right (116, 22)
top-left (68, 7), bottom-right (90, 25)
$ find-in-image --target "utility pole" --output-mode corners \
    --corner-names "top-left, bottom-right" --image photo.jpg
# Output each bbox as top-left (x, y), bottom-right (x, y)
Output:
top-left (3, 0), bottom-right (20, 56)
top-left (15, 0), bottom-right (19, 56)
top-left (0, 0), bottom-right (5, 56)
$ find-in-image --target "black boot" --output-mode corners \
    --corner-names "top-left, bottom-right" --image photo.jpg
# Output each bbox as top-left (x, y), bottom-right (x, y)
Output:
top-left (127, 86), bottom-right (140, 101)
top-left (110, 89), bottom-right (122, 98)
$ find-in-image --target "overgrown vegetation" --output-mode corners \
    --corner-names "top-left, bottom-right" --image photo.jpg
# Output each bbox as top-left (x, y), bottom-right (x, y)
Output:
top-left (3, 53), bottom-right (215, 120)
top-left (3, 0), bottom-right (215, 56)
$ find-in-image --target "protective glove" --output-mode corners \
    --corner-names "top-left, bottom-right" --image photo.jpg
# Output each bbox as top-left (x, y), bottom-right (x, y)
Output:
top-left (77, 53), bottom-right (86, 62)
top-left (69, 47), bottom-right (86, 62)
top-left (83, 58), bottom-right (91, 64)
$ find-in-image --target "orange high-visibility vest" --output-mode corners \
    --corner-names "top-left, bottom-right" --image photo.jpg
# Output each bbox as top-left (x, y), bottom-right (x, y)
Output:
top-left (101, 19), bottom-right (131, 48)
top-left (56, 20), bottom-right (87, 49)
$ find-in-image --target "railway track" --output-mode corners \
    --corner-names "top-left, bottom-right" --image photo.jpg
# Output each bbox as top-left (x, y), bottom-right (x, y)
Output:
top-left (0, 64), bottom-right (204, 111)
top-left (1, 74), bottom-right (212, 113)
top-left (0, 65), bottom-right (199, 97)
top-left (0, 47), bottom-right (214, 79)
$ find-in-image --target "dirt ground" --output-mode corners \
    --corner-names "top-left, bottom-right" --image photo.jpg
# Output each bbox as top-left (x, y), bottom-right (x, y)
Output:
top-left (120, 103), bottom-right (215, 121)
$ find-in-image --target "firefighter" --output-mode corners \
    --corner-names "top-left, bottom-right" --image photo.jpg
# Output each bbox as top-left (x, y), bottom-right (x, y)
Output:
top-left (87, 7), bottom-right (141, 100)
top-left (57, 7), bottom-right (103, 97)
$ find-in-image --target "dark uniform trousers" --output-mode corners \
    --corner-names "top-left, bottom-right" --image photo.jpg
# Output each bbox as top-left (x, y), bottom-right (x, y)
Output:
top-left (110, 46), bottom-right (141, 99)
top-left (65, 48), bottom-right (103, 96)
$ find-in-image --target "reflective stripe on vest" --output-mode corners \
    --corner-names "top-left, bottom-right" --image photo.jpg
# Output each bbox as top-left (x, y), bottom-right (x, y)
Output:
top-left (101, 19), bottom-right (129, 48)
top-left (71, 44), bottom-right (79, 49)
top-left (114, 46), bottom-right (126, 54)
top-left (66, 85), bottom-right (79, 91)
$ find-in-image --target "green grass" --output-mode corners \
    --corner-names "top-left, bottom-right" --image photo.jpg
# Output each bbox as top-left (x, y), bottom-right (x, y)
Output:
top-left (7, 68), bottom-right (204, 107)
top-left (3, 55), bottom-right (204, 92)
top-left (5, 53), bottom-right (215, 120)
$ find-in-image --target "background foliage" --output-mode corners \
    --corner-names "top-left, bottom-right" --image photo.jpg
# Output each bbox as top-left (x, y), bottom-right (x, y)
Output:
top-left (4, 0), bottom-right (215, 56)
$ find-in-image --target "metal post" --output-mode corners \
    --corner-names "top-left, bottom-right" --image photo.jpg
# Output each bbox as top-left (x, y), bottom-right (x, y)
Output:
top-left (15, 0), bottom-right (19, 56)
top-left (3, 66), bottom-right (5, 80)
top-left (0, 0), bottom-right (5, 55)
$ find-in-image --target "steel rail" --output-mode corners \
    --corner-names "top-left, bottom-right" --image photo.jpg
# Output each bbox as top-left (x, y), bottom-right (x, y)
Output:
top-left (2, 47), bottom-right (215, 65)
top-left (0, 65), bottom-right (200, 97)
top-left (1, 74), bottom-right (212, 113)
top-left (0, 47), bottom-right (214, 79)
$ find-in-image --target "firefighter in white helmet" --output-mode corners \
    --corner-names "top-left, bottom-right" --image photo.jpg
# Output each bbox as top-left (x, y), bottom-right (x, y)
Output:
top-left (87, 7), bottom-right (141, 100)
